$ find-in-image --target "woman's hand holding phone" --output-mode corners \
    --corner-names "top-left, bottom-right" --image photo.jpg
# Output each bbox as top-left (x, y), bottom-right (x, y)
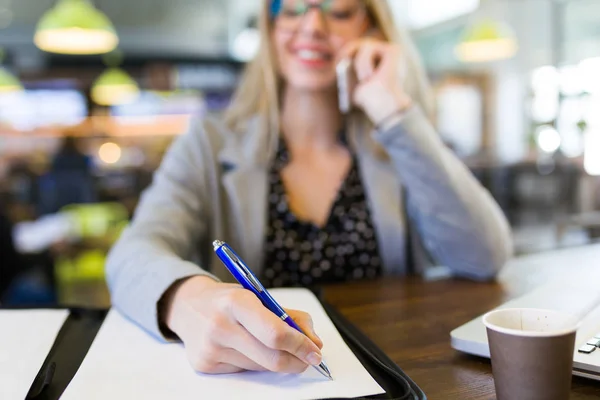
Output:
top-left (337, 39), bottom-right (412, 127)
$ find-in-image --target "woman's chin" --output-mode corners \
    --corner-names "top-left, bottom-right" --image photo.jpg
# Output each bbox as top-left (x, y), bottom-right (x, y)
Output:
top-left (285, 78), bottom-right (337, 94)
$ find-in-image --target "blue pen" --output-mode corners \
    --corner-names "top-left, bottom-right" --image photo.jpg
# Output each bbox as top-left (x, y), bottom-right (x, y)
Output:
top-left (212, 240), bottom-right (332, 380)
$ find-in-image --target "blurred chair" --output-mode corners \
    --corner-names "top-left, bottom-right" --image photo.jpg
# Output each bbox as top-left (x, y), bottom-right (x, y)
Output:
top-left (556, 211), bottom-right (600, 243)
top-left (53, 203), bottom-right (128, 307)
top-left (60, 202), bottom-right (128, 240)
top-left (37, 171), bottom-right (97, 216)
top-left (505, 161), bottom-right (581, 225)
top-left (0, 211), bottom-right (22, 299)
top-left (0, 211), bottom-right (56, 305)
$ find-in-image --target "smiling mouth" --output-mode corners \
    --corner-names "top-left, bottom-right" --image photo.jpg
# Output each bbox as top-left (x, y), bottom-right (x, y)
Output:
top-left (295, 49), bottom-right (334, 62)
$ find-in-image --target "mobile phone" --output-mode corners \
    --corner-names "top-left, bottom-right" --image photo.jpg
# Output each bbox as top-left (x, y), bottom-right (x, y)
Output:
top-left (336, 30), bottom-right (382, 114)
top-left (336, 57), bottom-right (354, 114)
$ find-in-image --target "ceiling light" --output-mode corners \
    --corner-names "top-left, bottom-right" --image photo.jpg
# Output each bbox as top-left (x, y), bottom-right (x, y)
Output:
top-left (584, 129), bottom-right (600, 176)
top-left (232, 27), bottom-right (260, 62)
top-left (0, 67), bottom-right (23, 93)
top-left (579, 57), bottom-right (600, 95)
top-left (34, 0), bottom-right (118, 55)
top-left (455, 18), bottom-right (518, 63)
top-left (536, 126), bottom-right (561, 153)
top-left (91, 67), bottom-right (139, 106)
top-left (98, 142), bottom-right (121, 164)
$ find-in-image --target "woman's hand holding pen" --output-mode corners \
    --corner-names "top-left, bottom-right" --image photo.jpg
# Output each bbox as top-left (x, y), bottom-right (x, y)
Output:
top-left (164, 276), bottom-right (324, 375)
top-left (338, 39), bottom-right (413, 127)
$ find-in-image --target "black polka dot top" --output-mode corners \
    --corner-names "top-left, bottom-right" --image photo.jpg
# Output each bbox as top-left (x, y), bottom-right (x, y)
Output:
top-left (262, 137), bottom-right (383, 288)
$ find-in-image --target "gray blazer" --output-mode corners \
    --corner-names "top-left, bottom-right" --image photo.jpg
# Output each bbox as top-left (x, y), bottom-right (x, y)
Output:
top-left (106, 106), bottom-right (513, 339)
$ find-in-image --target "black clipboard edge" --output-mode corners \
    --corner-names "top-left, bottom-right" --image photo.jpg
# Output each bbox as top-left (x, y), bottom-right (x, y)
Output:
top-left (20, 304), bottom-right (426, 400)
top-left (25, 309), bottom-right (108, 400)
top-left (320, 302), bottom-right (427, 400)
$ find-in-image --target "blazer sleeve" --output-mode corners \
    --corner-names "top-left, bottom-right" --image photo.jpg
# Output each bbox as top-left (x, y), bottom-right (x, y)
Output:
top-left (106, 120), bottom-right (219, 340)
top-left (374, 106), bottom-right (513, 280)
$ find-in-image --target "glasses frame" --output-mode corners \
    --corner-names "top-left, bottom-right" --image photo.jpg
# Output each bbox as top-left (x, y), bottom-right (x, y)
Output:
top-left (270, 0), bottom-right (370, 35)
top-left (271, 0), bottom-right (369, 18)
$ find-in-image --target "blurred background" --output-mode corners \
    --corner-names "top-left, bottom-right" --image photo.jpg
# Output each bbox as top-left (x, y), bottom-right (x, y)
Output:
top-left (1, 0), bottom-right (600, 308)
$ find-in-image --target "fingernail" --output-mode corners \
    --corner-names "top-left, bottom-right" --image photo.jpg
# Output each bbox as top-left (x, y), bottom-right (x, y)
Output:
top-left (306, 352), bottom-right (322, 366)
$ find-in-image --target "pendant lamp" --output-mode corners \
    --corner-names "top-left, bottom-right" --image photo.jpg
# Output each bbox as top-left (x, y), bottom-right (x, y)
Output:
top-left (0, 68), bottom-right (23, 93)
top-left (34, 0), bottom-right (118, 55)
top-left (455, 17), bottom-right (518, 63)
top-left (0, 49), bottom-right (23, 93)
top-left (91, 67), bottom-right (139, 106)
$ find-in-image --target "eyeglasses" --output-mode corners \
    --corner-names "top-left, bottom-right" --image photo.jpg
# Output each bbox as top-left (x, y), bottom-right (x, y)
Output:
top-left (271, 0), bottom-right (368, 35)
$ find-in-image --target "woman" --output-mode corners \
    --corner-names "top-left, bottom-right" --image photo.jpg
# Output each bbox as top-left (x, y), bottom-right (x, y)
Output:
top-left (107, 0), bottom-right (512, 376)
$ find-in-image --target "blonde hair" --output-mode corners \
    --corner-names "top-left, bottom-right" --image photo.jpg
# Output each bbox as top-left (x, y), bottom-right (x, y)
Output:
top-left (224, 0), bottom-right (432, 139)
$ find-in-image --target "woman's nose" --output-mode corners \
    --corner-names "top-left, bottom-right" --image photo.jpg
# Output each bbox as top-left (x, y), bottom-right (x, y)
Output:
top-left (296, 8), bottom-right (328, 37)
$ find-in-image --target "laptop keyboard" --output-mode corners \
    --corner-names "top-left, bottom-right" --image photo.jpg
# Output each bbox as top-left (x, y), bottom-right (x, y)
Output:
top-left (579, 334), bottom-right (600, 354)
top-left (452, 277), bottom-right (600, 374)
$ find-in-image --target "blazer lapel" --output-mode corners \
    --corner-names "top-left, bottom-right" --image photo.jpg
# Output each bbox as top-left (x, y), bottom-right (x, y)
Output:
top-left (221, 168), bottom-right (268, 274)
top-left (217, 117), bottom-right (271, 276)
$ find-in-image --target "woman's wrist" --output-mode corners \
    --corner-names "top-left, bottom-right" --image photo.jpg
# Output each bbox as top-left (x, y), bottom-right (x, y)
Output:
top-left (162, 275), bottom-right (218, 335)
top-left (374, 96), bottom-right (413, 131)
top-left (375, 108), bottom-right (409, 132)
top-left (368, 92), bottom-right (413, 128)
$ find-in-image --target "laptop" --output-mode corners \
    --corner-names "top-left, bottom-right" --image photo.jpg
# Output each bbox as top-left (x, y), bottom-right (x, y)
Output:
top-left (451, 278), bottom-right (600, 381)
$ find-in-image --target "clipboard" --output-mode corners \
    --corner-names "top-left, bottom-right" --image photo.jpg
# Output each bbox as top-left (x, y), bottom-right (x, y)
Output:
top-left (23, 304), bottom-right (426, 400)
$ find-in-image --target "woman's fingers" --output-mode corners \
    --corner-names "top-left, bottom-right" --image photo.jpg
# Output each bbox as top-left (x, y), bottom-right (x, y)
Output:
top-left (231, 291), bottom-right (322, 369)
top-left (286, 309), bottom-right (323, 349)
top-left (185, 314), bottom-right (306, 374)
top-left (198, 363), bottom-right (245, 375)
top-left (227, 324), bottom-right (309, 373)
top-left (173, 280), bottom-right (324, 376)
top-left (338, 40), bottom-right (391, 80)
top-left (337, 41), bottom-right (361, 63)
top-left (217, 348), bottom-right (269, 372)
top-left (354, 41), bottom-right (386, 81)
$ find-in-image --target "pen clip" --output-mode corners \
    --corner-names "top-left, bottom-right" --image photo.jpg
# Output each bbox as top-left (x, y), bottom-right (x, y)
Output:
top-left (222, 246), bottom-right (264, 293)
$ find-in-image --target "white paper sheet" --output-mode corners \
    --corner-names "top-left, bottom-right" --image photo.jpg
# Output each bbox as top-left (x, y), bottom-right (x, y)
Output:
top-left (0, 310), bottom-right (69, 400)
top-left (62, 289), bottom-right (384, 400)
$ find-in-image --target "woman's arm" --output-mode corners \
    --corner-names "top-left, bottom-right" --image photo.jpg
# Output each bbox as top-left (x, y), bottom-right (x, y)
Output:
top-left (106, 122), bottom-right (218, 340)
top-left (375, 106), bottom-right (513, 280)
top-left (339, 39), bottom-right (512, 279)
top-left (106, 123), bottom-right (325, 373)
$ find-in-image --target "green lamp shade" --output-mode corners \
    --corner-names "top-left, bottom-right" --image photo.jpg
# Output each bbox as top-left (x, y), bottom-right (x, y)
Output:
top-left (455, 19), bottom-right (518, 63)
top-left (91, 68), bottom-right (139, 106)
top-left (34, 0), bottom-right (119, 55)
top-left (0, 68), bottom-right (23, 93)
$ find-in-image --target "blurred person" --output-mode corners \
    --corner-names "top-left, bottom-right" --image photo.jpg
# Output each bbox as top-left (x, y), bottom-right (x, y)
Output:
top-left (50, 135), bottom-right (93, 174)
top-left (107, 0), bottom-right (513, 376)
top-left (6, 160), bottom-right (38, 210)
top-left (39, 135), bottom-right (96, 215)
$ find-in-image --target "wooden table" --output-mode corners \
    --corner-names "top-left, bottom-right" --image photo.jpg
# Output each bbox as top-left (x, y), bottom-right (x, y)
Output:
top-left (323, 244), bottom-right (600, 400)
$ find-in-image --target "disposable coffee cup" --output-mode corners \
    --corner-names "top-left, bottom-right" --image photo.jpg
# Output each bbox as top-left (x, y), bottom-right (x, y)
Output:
top-left (483, 308), bottom-right (579, 400)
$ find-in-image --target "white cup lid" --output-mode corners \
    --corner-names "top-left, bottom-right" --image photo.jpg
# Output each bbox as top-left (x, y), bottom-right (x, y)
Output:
top-left (483, 308), bottom-right (580, 337)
